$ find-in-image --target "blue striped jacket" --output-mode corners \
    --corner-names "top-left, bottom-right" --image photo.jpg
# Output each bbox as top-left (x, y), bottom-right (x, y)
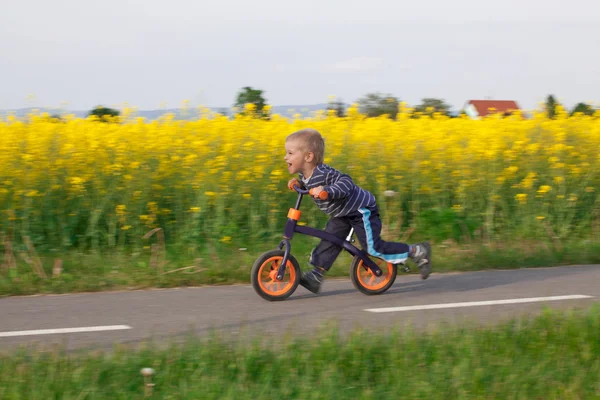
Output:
top-left (299, 164), bottom-right (376, 217)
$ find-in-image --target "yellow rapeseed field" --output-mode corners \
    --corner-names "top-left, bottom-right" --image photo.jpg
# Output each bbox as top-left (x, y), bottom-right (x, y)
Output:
top-left (1, 103), bottom-right (599, 252)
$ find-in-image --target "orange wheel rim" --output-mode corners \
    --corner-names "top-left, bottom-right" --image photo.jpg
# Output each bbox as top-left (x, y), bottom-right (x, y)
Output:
top-left (356, 258), bottom-right (393, 290)
top-left (257, 256), bottom-right (296, 296)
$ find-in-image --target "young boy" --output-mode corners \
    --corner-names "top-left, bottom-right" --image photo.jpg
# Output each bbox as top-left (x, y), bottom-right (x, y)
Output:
top-left (284, 128), bottom-right (431, 294)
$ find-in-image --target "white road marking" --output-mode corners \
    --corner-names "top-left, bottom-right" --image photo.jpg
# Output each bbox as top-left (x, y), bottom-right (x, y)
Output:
top-left (364, 295), bottom-right (594, 313)
top-left (0, 325), bottom-right (132, 338)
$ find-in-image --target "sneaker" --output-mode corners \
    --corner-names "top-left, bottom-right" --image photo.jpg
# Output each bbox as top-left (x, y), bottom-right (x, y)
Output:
top-left (299, 270), bottom-right (323, 294)
top-left (411, 242), bottom-right (432, 280)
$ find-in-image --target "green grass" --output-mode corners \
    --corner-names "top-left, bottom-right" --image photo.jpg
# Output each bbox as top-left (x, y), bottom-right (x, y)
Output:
top-left (2, 236), bottom-right (600, 297)
top-left (1, 306), bottom-right (599, 399)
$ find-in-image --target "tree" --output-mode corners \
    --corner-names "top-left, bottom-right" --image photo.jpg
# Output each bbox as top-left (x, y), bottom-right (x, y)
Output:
top-left (356, 92), bottom-right (400, 119)
top-left (414, 98), bottom-right (451, 117)
top-left (215, 108), bottom-right (230, 118)
top-left (88, 106), bottom-right (120, 122)
top-left (326, 98), bottom-right (346, 117)
top-left (234, 86), bottom-right (268, 118)
top-left (570, 102), bottom-right (594, 116)
top-left (46, 114), bottom-right (65, 123)
top-left (545, 95), bottom-right (559, 119)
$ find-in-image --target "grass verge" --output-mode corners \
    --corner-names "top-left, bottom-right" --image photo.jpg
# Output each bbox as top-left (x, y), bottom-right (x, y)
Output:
top-left (1, 237), bottom-right (600, 297)
top-left (1, 306), bottom-right (599, 399)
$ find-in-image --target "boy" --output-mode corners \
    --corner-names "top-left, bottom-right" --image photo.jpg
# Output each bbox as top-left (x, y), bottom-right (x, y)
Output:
top-left (284, 128), bottom-right (431, 294)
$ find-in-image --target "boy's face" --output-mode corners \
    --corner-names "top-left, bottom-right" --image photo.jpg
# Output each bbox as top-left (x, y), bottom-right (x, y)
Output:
top-left (284, 139), bottom-right (314, 175)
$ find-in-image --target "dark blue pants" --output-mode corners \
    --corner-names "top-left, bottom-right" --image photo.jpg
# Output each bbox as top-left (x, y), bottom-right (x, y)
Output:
top-left (310, 205), bottom-right (410, 270)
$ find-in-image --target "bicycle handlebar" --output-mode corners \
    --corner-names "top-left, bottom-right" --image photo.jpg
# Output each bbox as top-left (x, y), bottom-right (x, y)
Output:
top-left (292, 184), bottom-right (329, 200)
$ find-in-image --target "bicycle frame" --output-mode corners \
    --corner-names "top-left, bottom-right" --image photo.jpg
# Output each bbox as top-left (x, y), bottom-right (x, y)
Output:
top-left (274, 188), bottom-right (383, 281)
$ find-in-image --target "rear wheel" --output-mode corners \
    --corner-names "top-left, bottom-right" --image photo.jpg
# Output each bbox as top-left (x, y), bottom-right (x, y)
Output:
top-left (251, 250), bottom-right (300, 301)
top-left (350, 256), bottom-right (397, 295)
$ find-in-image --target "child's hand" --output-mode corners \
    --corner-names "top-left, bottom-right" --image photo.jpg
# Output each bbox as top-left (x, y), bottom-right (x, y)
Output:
top-left (311, 186), bottom-right (324, 199)
top-left (287, 178), bottom-right (300, 191)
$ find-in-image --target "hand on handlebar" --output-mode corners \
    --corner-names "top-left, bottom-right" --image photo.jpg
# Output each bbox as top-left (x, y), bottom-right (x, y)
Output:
top-left (309, 186), bottom-right (328, 200)
top-left (287, 178), bottom-right (300, 191)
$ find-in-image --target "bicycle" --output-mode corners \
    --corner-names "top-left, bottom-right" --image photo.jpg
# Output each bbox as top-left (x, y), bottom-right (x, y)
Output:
top-left (251, 184), bottom-right (411, 301)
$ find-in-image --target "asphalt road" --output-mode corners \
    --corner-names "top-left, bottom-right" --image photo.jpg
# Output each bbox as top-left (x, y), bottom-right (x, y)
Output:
top-left (1, 265), bottom-right (598, 352)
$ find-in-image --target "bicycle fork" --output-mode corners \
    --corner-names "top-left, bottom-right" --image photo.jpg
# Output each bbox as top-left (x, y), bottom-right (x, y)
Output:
top-left (275, 206), bottom-right (301, 281)
top-left (276, 239), bottom-right (292, 281)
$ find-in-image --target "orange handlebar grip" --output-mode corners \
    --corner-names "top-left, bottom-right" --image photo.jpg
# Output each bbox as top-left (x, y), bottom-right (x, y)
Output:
top-left (309, 188), bottom-right (328, 200)
top-left (287, 208), bottom-right (302, 220)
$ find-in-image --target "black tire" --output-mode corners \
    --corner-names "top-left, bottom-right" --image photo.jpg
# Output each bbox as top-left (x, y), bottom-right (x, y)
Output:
top-left (350, 255), bottom-right (397, 295)
top-left (251, 249), bottom-right (301, 301)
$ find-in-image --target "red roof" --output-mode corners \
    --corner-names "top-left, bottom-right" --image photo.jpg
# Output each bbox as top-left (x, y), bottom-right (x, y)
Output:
top-left (468, 100), bottom-right (520, 117)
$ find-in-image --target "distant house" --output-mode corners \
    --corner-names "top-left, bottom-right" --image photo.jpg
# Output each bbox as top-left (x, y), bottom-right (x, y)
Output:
top-left (464, 100), bottom-right (521, 119)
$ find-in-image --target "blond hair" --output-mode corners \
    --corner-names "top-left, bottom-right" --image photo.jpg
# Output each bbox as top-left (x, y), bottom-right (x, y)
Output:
top-left (286, 128), bottom-right (325, 165)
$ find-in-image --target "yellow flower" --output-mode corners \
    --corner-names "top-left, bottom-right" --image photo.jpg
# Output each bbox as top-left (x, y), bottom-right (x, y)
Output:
top-left (519, 173), bottom-right (537, 189)
top-left (1, 103), bottom-right (599, 251)
top-left (219, 236), bottom-right (232, 244)
top-left (515, 193), bottom-right (528, 204)
top-left (537, 185), bottom-right (552, 196)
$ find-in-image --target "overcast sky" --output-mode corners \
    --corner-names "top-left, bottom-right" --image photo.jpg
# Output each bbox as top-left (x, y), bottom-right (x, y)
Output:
top-left (2, 0), bottom-right (599, 112)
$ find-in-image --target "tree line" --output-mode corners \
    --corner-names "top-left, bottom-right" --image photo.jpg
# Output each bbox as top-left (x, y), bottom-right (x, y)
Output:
top-left (229, 88), bottom-right (597, 119)
top-left (87, 88), bottom-right (597, 121)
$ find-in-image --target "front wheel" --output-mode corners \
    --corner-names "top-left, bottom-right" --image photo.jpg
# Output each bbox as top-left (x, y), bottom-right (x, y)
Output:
top-left (350, 256), bottom-right (397, 295)
top-left (251, 249), bottom-right (301, 301)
